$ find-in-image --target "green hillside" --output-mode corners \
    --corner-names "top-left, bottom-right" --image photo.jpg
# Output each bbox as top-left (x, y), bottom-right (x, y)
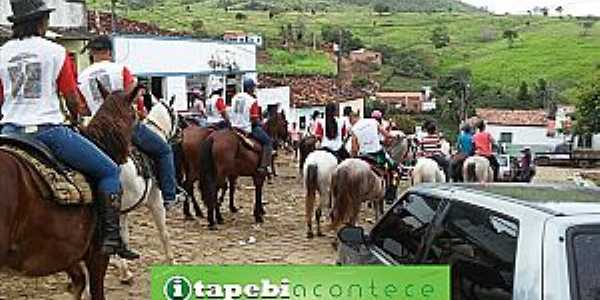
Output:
top-left (89, 0), bottom-right (600, 97)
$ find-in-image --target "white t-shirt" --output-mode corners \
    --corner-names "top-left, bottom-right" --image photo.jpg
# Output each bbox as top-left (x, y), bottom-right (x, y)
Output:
top-left (351, 118), bottom-right (383, 154)
top-left (230, 92), bottom-right (255, 133)
top-left (205, 94), bottom-right (225, 124)
top-left (0, 37), bottom-right (67, 125)
top-left (78, 61), bottom-right (128, 116)
top-left (318, 118), bottom-right (345, 151)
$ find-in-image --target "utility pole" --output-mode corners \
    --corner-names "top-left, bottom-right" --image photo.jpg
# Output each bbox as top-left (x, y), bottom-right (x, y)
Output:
top-left (337, 29), bottom-right (343, 81)
top-left (111, 0), bottom-right (117, 33)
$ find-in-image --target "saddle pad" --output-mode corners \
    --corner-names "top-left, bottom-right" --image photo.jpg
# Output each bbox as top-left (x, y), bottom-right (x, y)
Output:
top-left (0, 145), bottom-right (93, 205)
top-left (130, 146), bottom-right (155, 180)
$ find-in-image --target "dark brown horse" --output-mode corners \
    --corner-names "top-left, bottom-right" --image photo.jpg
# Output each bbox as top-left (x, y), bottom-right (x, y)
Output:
top-left (263, 111), bottom-right (288, 177)
top-left (298, 135), bottom-right (318, 174)
top-left (198, 130), bottom-right (267, 229)
top-left (0, 87), bottom-right (139, 300)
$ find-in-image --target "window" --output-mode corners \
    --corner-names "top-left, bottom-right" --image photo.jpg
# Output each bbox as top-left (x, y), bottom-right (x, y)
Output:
top-left (370, 193), bottom-right (442, 262)
top-left (499, 132), bottom-right (513, 144)
top-left (299, 116), bottom-right (306, 129)
top-left (578, 134), bottom-right (593, 149)
top-left (567, 225), bottom-right (600, 300)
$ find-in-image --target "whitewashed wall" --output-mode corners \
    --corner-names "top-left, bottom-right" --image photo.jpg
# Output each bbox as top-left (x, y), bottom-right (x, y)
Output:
top-left (256, 87), bottom-right (291, 121)
top-left (0, 0), bottom-right (86, 27)
top-left (165, 76), bottom-right (188, 111)
top-left (113, 36), bottom-right (256, 76)
top-left (339, 98), bottom-right (364, 118)
top-left (488, 125), bottom-right (564, 148)
top-left (290, 106), bottom-right (325, 131)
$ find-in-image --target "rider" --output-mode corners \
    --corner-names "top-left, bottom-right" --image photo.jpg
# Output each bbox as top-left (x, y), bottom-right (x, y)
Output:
top-left (204, 79), bottom-right (230, 129)
top-left (78, 35), bottom-right (180, 211)
top-left (230, 78), bottom-right (273, 174)
top-left (450, 123), bottom-right (474, 181)
top-left (419, 120), bottom-right (450, 179)
top-left (473, 120), bottom-right (499, 181)
top-left (349, 112), bottom-right (398, 171)
top-left (306, 110), bottom-right (320, 136)
top-left (0, 3), bottom-right (138, 259)
top-left (314, 102), bottom-right (349, 162)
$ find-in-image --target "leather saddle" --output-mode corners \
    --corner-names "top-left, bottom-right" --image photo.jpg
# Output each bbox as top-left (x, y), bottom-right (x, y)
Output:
top-left (130, 146), bottom-right (156, 180)
top-left (0, 134), bottom-right (93, 205)
top-left (233, 129), bottom-right (262, 153)
top-left (358, 155), bottom-right (387, 178)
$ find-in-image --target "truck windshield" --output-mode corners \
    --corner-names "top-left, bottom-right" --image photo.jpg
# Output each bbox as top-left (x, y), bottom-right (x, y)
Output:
top-left (568, 225), bottom-right (600, 300)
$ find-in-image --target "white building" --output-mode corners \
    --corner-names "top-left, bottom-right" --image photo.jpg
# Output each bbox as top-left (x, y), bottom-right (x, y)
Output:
top-left (113, 35), bottom-right (257, 111)
top-left (223, 31), bottom-right (263, 48)
top-left (0, 0), bottom-right (85, 28)
top-left (256, 87), bottom-right (291, 119)
top-left (476, 109), bottom-right (564, 155)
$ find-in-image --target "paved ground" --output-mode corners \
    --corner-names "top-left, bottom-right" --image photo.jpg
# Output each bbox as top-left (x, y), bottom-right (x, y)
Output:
top-left (0, 156), bottom-right (596, 299)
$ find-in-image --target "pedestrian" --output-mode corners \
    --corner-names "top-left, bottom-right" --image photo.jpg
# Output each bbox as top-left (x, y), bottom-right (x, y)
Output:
top-left (289, 122), bottom-right (301, 160)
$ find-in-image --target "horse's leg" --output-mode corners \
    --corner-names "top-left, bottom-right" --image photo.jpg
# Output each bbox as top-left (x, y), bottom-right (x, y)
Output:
top-left (228, 176), bottom-right (238, 213)
top-left (86, 244), bottom-right (109, 300)
top-left (315, 204), bottom-right (324, 237)
top-left (117, 214), bottom-right (133, 285)
top-left (148, 186), bottom-right (173, 264)
top-left (66, 262), bottom-right (88, 300)
top-left (305, 191), bottom-right (315, 239)
top-left (184, 180), bottom-right (203, 220)
top-left (182, 179), bottom-right (193, 220)
top-left (216, 186), bottom-right (225, 225)
top-left (205, 181), bottom-right (218, 230)
top-left (253, 176), bottom-right (265, 224)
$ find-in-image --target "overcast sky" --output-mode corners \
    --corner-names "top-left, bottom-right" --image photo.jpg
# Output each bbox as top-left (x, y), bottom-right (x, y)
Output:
top-left (460, 0), bottom-right (600, 16)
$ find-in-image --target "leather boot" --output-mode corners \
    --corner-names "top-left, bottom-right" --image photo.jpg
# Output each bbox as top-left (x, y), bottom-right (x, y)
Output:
top-left (257, 145), bottom-right (273, 174)
top-left (98, 192), bottom-right (140, 260)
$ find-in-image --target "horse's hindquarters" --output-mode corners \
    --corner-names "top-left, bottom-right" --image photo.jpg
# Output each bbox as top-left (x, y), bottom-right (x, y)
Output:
top-left (0, 153), bottom-right (95, 276)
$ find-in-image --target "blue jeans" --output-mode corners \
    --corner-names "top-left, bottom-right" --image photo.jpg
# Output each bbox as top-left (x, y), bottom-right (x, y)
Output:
top-left (251, 125), bottom-right (273, 147)
top-left (1, 124), bottom-right (121, 195)
top-left (132, 123), bottom-right (176, 201)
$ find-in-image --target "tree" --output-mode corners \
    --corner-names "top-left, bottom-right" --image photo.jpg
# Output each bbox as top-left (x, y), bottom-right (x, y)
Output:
top-left (373, 2), bottom-right (390, 15)
top-left (541, 7), bottom-right (549, 17)
top-left (574, 74), bottom-right (600, 134)
top-left (191, 19), bottom-right (204, 32)
top-left (389, 114), bottom-right (417, 134)
top-left (434, 68), bottom-right (473, 127)
top-left (555, 6), bottom-right (564, 17)
top-left (502, 29), bottom-right (519, 48)
top-left (430, 26), bottom-right (450, 49)
top-left (235, 13), bottom-right (247, 21)
top-left (321, 25), bottom-right (364, 53)
top-left (517, 81), bottom-right (531, 102)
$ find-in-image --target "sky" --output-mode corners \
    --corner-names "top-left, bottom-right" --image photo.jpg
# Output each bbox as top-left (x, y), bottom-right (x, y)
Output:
top-left (460, 0), bottom-right (600, 16)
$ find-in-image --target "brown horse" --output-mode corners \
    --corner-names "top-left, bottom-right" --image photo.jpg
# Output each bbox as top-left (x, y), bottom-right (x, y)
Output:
top-left (0, 87), bottom-right (139, 300)
top-left (198, 130), bottom-right (266, 229)
top-left (298, 135), bottom-right (318, 174)
top-left (263, 111), bottom-right (288, 177)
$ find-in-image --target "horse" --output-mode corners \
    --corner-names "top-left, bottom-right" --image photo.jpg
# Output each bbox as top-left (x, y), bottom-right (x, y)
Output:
top-left (463, 156), bottom-right (494, 183)
top-left (303, 150), bottom-right (339, 239)
top-left (411, 158), bottom-right (447, 185)
top-left (298, 135), bottom-right (318, 174)
top-left (330, 159), bottom-right (386, 232)
top-left (113, 99), bottom-right (177, 284)
top-left (0, 85), bottom-right (140, 300)
top-left (198, 129), bottom-right (267, 229)
top-left (263, 111), bottom-right (288, 178)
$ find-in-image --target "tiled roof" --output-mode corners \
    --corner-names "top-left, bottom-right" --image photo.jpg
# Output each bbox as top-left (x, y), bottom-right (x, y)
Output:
top-left (476, 108), bottom-right (548, 126)
top-left (87, 10), bottom-right (189, 36)
top-left (258, 74), bottom-right (367, 108)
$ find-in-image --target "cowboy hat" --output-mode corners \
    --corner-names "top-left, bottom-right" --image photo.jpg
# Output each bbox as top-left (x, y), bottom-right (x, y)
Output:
top-left (7, 0), bottom-right (54, 23)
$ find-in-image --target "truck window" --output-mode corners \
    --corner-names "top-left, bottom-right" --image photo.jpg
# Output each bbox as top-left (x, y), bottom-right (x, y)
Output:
top-left (567, 225), bottom-right (600, 300)
top-left (431, 202), bottom-right (519, 300)
top-left (369, 193), bottom-right (441, 262)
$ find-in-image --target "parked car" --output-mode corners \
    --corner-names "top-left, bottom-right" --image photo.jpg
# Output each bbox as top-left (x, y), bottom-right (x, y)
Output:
top-left (337, 184), bottom-right (600, 300)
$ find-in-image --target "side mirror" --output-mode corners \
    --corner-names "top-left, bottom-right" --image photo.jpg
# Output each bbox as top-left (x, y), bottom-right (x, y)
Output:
top-left (337, 226), bottom-right (367, 249)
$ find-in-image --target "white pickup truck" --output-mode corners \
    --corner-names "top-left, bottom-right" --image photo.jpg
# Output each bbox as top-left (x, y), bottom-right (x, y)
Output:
top-left (337, 184), bottom-right (600, 300)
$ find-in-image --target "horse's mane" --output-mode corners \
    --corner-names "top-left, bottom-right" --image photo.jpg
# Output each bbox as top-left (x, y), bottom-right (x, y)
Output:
top-left (82, 91), bottom-right (136, 165)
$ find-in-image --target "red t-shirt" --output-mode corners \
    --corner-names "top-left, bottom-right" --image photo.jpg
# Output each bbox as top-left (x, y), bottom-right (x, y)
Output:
top-left (473, 131), bottom-right (493, 156)
top-left (250, 102), bottom-right (260, 119)
top-left (122, 67), bottom-right (135, 91)
top-left (314, 121), bottom-right (347, 141)
top-left (215, 97), bottom-right (226, 112)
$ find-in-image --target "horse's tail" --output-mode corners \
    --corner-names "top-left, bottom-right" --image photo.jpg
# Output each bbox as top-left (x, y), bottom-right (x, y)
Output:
top-left (198, 137), bottom-right (216, 203)
top-left (466, 161), bottom-right (477, 183)
top-left (304, 164), bottom-right (318, 226)
top-left (171, 141), bottom-right (185, 186)
top-left (329, 168), bottom-right (349, 232)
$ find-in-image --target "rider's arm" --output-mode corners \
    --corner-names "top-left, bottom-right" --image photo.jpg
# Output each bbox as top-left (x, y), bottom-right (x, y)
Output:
top-left (216, 97), bottom-right (229, 121)
top-left (378, 124), bottom-right (392, 140)
top-left (57, 55), bottom-right (82, 124)
top-left (351, 135), bottom-right (359, 157)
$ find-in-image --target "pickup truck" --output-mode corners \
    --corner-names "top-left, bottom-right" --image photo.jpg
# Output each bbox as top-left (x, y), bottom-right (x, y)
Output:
top-left (536, 135), bottom-right (600, 168)
top-left (337, 184), bottom-right (600, 300)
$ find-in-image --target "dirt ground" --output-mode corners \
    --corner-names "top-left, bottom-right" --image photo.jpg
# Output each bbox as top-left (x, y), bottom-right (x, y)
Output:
top-left (0, 154), bottom-right (378, 300)
top-left (1, 156), bottom-right (596, 300)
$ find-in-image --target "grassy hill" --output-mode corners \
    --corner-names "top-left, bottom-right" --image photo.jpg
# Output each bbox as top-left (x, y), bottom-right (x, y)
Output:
top-left (89, 0), bottom-right (600, 96)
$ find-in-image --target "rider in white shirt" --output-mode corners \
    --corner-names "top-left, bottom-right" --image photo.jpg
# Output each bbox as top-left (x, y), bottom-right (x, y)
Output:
top-left (230, 79), bottom-right (273, 173)
top-left (349, 112), bottom-right (398, 171)
top-left (314, 103), bottom-right (349, 162)
top-left (204, 80), bottom-right (229, 129)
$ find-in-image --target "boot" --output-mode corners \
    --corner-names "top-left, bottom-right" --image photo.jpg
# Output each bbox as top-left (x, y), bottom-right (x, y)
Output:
top-left (257, 145), bottom-right (273, 174)
top-left (98, 192), bottom-right (140, 260)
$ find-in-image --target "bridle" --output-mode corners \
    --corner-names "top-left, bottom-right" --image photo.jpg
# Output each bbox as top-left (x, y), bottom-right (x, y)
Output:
top-left (145, 100), bottom-right (179, 143)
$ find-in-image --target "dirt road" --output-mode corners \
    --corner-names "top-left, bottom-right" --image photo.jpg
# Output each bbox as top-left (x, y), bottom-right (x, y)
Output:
top-left (0, 154), bottom-right (374, 300)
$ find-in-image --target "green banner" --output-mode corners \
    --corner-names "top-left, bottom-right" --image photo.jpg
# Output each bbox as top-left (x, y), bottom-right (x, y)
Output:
top-left (152, 265), bottom-right (450, 300)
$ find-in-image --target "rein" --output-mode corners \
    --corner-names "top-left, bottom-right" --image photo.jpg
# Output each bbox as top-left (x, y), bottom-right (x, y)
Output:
top-left (121, 176), bottom-right (151, 214)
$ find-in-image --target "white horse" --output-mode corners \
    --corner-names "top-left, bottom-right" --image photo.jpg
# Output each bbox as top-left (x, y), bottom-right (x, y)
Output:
top-left (411, 158), bottom-right (446, 185)
top-left (303, 150), bottom-right (339, 238)
top-left (114, 100), bottom-right (177, 284)
top-left (463, 156), bottom-right (494, 183)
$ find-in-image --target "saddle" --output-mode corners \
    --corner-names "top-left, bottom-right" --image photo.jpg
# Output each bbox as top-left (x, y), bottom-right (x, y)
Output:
top-left (358, 155), bottom-right (387, 178)
top-left (233, 129), bottom-right (262, 153)
top-left (130, 146), bottom-right (155, 180)
top-left (0, 134), bottom-right (93, 205)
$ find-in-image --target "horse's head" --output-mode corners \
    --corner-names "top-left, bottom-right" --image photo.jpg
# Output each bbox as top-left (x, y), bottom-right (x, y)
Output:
top-left (83, 83), bottom-right (141, 164)
top-left (145, 99), bottom-right (179, 142)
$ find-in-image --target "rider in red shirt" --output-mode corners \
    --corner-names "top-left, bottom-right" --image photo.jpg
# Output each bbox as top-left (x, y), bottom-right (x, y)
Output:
top-left (473, 120), bottom-right (499, 181)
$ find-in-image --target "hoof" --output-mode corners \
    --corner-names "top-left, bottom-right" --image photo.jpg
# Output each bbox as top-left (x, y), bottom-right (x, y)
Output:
top-left (217, 218), bottom-right (225, 225)
top-left (230, 206), bottom-right (239, 214)
top-left (307, 232), bottom-right (314, 239)
top-left (184, 215), bottom-right (195, 221)
top-left (255, 215), bottom-right (264, 224)
top-left (120, 278), bottom-right (133, 285)
top-left (208, 224), bottom-right (218, 231)
top-left (317, 231), bottom-right (325, 237)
